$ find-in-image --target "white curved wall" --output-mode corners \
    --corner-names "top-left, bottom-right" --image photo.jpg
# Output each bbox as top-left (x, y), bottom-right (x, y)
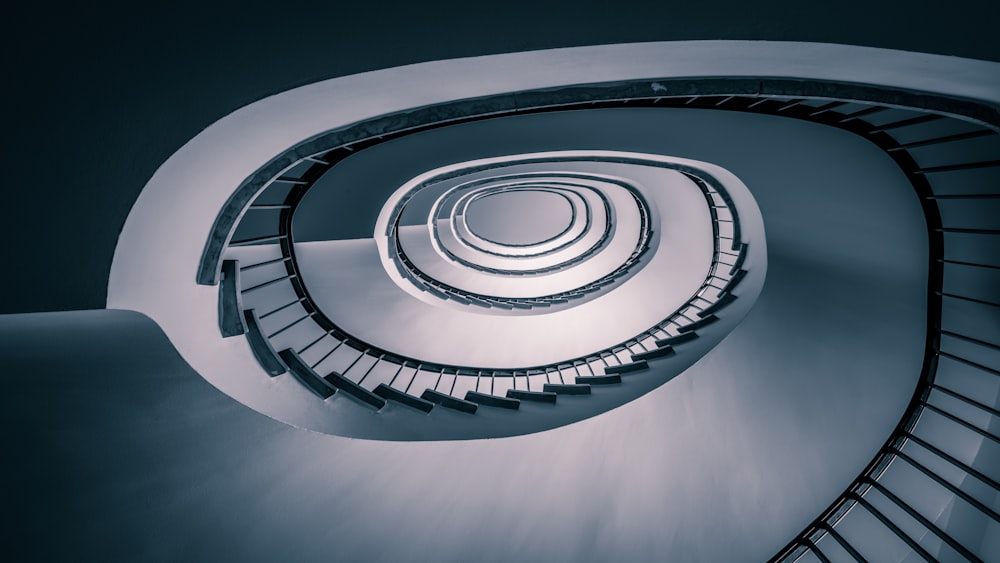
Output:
top-left (82, 41), bottom-right (1000, 560)
top-left (101, 107), bottom-right (925, 560)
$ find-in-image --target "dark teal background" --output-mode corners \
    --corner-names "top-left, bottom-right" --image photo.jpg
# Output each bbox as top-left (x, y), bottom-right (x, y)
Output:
top-left (3, 0), bottom-right (997, 312)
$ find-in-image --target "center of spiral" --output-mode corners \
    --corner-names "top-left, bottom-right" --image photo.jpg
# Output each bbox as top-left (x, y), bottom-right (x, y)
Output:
top-left (463, 189), bottom-right (574, 246)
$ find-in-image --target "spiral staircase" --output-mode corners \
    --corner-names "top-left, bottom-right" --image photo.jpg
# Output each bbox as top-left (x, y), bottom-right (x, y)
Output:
top-left (4, 41), bottom-right (999, 562)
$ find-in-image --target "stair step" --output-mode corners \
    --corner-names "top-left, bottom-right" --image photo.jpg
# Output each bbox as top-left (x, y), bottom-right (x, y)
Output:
top-left (278, 348), bottom-right (334, 399)
top-left (697, 292), bottom-right (737, 318)
top-left (543, 383), bottom-right (591, 395)
top-left (323, 371), bottom-right (386, 410)
top-left (465, 391), bottom-right (520, 410)
top-left (464, 295), bottom-right (492, 308)
top-left (576, 374), bottom-right (622, 385)
top-left (729, 245), bottom-right (748, 275)
top-left (654, 332), bottom-right (699, 347)
top-left (373, 384), bottom-right (434, 413)
top-left (720, 269), bottom-right (748, 294)
top-left (445, 292), bottom-right (474, 306)
top-left (678, 314), bottom-right (719, 333)
top-left (244, 309), bottom-right (287, 376)
top-left (506, 389), bottom-right (558, 403)
top-left (423, 284), bottom-right (449, 300)
top-left (604, 361), bottom-right (649, 375)
top-left (420, 389), bottom-right (478, 414)
top-left (631, 346), bottom-right (675, 361)
top-left (219, 260), bottom-right (246, 337)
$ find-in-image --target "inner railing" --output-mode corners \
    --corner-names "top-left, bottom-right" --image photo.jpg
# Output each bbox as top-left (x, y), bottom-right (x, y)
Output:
top-left (218, 153), bottom-right (749, 413)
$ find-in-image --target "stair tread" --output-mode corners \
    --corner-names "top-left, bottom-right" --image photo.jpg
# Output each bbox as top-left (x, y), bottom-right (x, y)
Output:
top-left (604, 360), bottom-right (649, 374)
top-left (421, 388), bottom-right (478, 414)
top-left (728, 245), bottom-right (748, 275)
top-left (678, 314), bottom-right (719, 333)
top-left (506, 389), bottom-right (558, 403)
top-left (632, 346), bottom-right (675, 361)
top-left (465, 390), bottom-right (520, 410)
top-left (576, 374), bottom-right (623, 384)
top-left (720, 269), bottom-right (748, 294)
top-left (543, 383), bottom-right (592, 395)
top-left (373, 384), bottom-right (434, 413)
top-left (278, 348), bottom-right (334, 399)
top-left (219, 260), bottom-right (246, 337)
top-left (323, 371), bottom-right (386, 410)
top-left (654, 332), bottom-right (699, 347)
top-left (697, 292), bottom-right (737, 318)
top-left (244, 310), bottom-right (288, 376)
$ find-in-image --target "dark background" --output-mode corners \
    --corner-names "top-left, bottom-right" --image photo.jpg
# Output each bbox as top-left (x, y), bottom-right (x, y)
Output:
top-left (3, 0), bottom-right (998, 313)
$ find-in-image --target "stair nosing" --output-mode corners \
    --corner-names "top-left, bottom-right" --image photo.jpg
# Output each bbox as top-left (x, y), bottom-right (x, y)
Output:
top-left (421, 388), bottom-right (478, 414)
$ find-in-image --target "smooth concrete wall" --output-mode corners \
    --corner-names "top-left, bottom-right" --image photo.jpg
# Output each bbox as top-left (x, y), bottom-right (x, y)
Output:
top-left (1, 218), bottom-right (923, 563)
